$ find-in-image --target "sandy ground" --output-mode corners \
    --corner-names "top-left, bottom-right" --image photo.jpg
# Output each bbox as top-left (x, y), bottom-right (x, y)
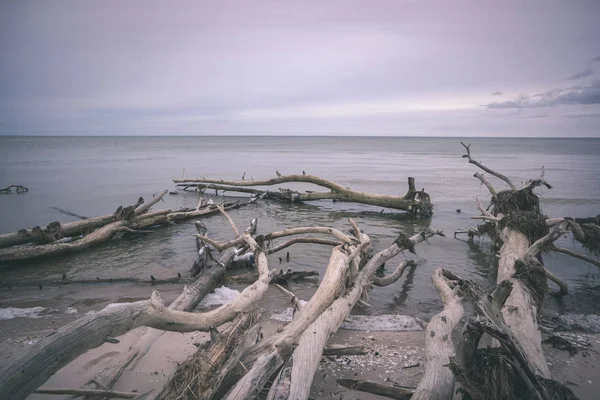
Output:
top-left (1, 314), bottom-right (600, 400)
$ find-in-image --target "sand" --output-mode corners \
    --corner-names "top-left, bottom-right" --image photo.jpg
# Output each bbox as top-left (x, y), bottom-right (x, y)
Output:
top-left (1, 314), bottom-right (600, 400)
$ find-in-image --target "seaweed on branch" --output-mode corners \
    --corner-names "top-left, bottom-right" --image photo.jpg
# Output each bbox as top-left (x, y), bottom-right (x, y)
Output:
top-left (513, 260), bottom-right (548, 309)
top-left (498, 211), bottom-right (549, 244)
top-left (450, 347), bottom-right (577, 400)
top-left (492, 189), bottom-right (540, 215)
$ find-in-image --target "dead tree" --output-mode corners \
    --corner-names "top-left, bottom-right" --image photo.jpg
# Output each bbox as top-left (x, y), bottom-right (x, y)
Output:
top-left (441, 143), bottom-right (600, 399)
top-left (174, 174), bottom-right (433, 216)
top-left (0, 191), bottom-right (253, 262)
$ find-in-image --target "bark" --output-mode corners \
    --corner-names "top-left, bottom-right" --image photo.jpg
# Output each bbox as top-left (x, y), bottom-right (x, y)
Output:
top-left (412, 269), bottom-right (464, 400)
top-left (155, 312), bottom-right (262, 400)
top-left (174, 174), bottom-right (431, 215)
top-left (497, 228), bottom-right (549, 377)
top-left (0, 210), bottom-right (170, 262)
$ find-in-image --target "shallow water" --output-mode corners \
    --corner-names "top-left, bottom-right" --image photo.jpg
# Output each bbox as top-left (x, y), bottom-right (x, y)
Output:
top-left (0, 136), bottom-right (599, 320)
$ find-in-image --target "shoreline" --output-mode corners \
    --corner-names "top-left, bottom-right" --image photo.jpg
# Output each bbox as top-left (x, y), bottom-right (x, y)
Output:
top-left (2, 312), bottom-right (599, 400)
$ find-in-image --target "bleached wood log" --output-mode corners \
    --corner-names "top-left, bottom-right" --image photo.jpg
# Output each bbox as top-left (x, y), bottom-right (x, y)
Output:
top-left (371, 260), bottom-right (415, 287)
top-left (336, 379), bottom-right (414, 400)
top-left (155, 312), bottom-right (262, 400)
top-left (0, 210), bottom-right (170, 262)
top-left (0, 191), bottom-right (168, 249)
top-left (411, 269), bottom-right (463, 400)
top-left (174, 175), bottom-right (429, 213)
top-left (84, 247), bottom-right (236, 393)
top-left (497, 228), bottom-right (550, 377)
top-left (266, 230), bottom-right (443, 400)
top-left (0, 232), bottom-right (272, 400)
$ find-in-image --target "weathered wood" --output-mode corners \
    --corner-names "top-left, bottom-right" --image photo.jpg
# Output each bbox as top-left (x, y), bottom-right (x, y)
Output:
top-left (85, 247), bottom-right (236, 394)
top-left (0, 210), bottom-right (170, 262)
top-left (156, 312), bottom-right (261, 400)
top-left (175, 174), bottom-right (431, 214)
top-left (272, 230), bottom-right (442, 400)
top-left (0, 191), bottom-right (168, 249)
top-left (0, 230), bottom-right (273, 400)
top-left (412, 269), bottom-right (464, 400)
top-left (336, 379), bottom-right (414, 400)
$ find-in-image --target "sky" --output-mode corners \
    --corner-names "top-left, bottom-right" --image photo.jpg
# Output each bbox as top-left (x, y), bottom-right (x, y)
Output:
top-left (1, 0), bottom-right (599, 137)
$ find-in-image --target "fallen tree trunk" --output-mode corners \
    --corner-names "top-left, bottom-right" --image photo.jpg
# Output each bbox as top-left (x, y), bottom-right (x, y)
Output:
top-left (174, 174), bottom-right (432, 215)
top-left (83, 248), bottom-right (237, 394)
top-left (265, 233), bottom-right (441, 400)
top-left (0, 227), bottom-right (272, 400)
top-left (0, 195), bottom-right (254, 263)
top-left (0, 190), bottom-right (167, 249)
top-left (156, 311), bottom-right (262, 400)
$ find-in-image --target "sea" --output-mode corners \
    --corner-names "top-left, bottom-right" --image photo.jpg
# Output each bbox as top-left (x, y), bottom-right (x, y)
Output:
top-left (0, 136), bottom-right (599, 324)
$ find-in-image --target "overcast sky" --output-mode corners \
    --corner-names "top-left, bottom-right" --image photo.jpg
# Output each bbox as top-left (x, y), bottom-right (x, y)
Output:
top-left (1, 0), bottom-right (599, 137)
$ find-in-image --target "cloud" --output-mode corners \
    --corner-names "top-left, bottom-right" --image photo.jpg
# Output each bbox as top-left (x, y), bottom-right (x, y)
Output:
top-left (566, 69), bottom-right (594, 80)
top-left (593, 55), bottom-right (600, 61)
top-left (486, 80), bottom-right (600, 109)
top-left (492, 91), bottom-right (502, 96)
top-left (563, 112), bottom-right (600, 119)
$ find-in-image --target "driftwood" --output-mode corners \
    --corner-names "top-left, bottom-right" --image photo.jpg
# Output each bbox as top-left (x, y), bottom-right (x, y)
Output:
top-left (0, 223), bottom-right (272, 400)
top-left (156, 311), bottom-right (262, 400)
top-left (0, 191), bottom-right (254, 262)
top-left (232, 230), bottom-right (442, 400)
top-left (174, 174), bottom-right (433, 215)
top-left (449, 280), bottom-right (577, 400)
top-left (412, 269), bottom-right (464, 400)
top-left (447, 143), bottom-right (593, 399)
top-left (337, 379), bottom-right (414, 400)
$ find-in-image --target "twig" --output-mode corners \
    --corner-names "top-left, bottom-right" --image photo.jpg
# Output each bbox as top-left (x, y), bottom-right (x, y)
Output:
top-left (550, 244), bottom-right (600, 269)
top-left (217, 204), bottom-right (240, 237)
top-left (474, 172), bottom-right (498, 197)
top-left (461, 142), bottom-right (516, 190)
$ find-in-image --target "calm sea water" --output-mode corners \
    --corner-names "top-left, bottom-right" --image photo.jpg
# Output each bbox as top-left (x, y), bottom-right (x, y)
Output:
top-left (0, 136), bottom-right (599, 319)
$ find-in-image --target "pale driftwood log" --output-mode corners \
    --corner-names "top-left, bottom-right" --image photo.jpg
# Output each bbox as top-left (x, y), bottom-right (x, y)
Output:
top-left (174, 174), bottom-right (430, 214)
top-left (0, 191), bottom-right (167, 249)
top-left (0, 231), bottom-right (272, 400)
top-left (412, 269), bottom-right (463, 400)
top-left (83, 247), bottom-right (236, 394)
top-left (155, 312), bottom-right (262, 400)
top-left (461, 142), bottom-right (516, 190)
top-left (0, 210), bottom-right (170, 262)
top-left (336, 379), bottom-right (414, 400)
top-left (223, 225), bottom-right (374, 400)
top-left (452, 280), bottom-right (552, 400)
top-left (496, 228), bottom-right (550, 377)
top-left (270, 230), bottom-right (442, 400)
top-left (371, 260), bottom-right (416, 287)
